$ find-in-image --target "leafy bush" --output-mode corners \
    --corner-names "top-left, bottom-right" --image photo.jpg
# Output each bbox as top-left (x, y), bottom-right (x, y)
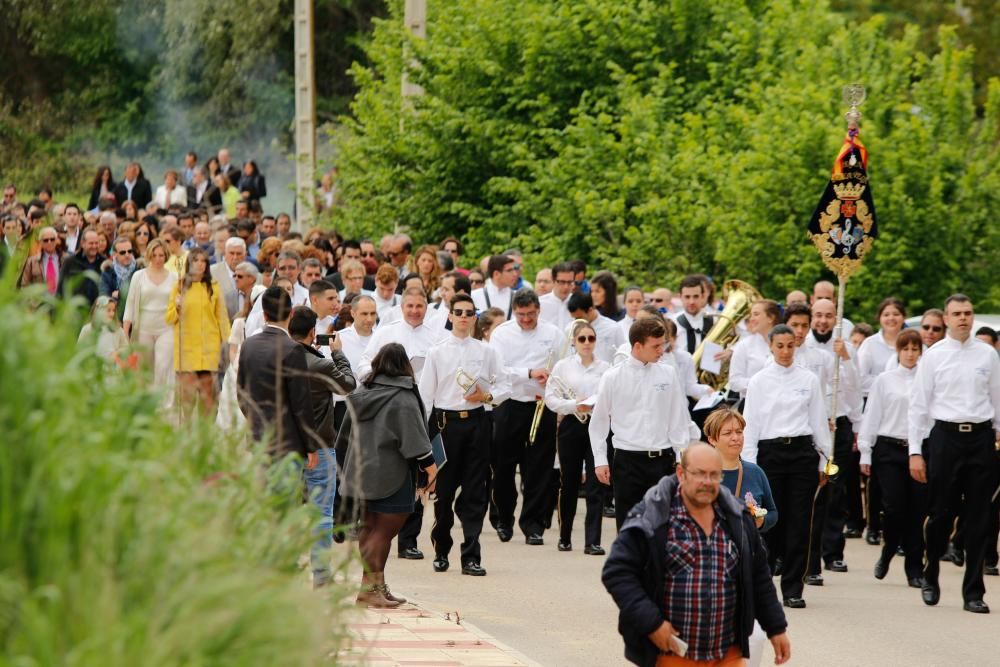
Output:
top-left (0, 276), bottom-right (350, 666)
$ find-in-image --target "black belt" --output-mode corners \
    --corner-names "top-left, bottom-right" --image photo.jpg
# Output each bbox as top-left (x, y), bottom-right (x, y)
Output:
top-left (759, 435), bottom-right (813, 447)
top-left (934, 419), bottom-right (991, 434)
top-left (435, 407), bottom-right (485, 420)
top-left (876, 435), bottom-right (908, 448)
top-left (616, 448), bottom-right (672, 458)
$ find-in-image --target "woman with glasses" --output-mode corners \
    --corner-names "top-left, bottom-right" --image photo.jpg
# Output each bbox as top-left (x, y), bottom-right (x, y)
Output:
top-left (133, 220), bottom-right (157, 257)
top-left (467, 269), bottom-right (485, 291)
top-left (545, 320), bottom-right (609, 555)
top-left (123, 239), bottom-right (177, 402)
top-left (743, 324), bottom-right (832, 609)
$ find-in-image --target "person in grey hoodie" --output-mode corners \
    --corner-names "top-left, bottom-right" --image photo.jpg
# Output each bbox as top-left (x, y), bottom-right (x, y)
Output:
top-left (337, 343), bottom-right (437, 608)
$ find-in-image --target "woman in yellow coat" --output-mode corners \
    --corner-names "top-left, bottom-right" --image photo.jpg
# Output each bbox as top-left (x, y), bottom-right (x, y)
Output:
top-left (165, 247), bottom-right (230, 414)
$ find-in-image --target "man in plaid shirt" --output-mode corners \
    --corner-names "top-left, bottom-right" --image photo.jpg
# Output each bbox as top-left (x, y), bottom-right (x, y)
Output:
top-left (602, 443), bottom-right (790, 666)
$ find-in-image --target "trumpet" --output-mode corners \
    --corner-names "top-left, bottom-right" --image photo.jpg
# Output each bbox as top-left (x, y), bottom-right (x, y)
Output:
top-left (456, 368), bottom-right (495, 400)
top-left (549, 375), bottom-right (589, 423)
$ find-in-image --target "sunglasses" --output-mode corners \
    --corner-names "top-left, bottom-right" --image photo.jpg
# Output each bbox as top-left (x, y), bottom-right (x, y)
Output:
top-left (361, 251), bottom-right (376, 258)
top-left (41, 237), bottom-right (57, 243)
top-left (117, 249), bottom-right (134, 256)
top-left (451, 308), bottom-right (476, 317)
top-left (136, 230), bottom-right (150, 236)
top-left (576, 335), bottom-right (597, 343)
top-left (921, 324), bottom-right (943, 333)
top-left (470, 278), bottom-right (485, 285)
top-left (652, 298), bottom-right (667, 303)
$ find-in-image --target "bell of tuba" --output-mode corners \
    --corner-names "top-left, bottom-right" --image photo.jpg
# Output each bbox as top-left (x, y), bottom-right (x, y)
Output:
top-left (691, 280), bottom-right (762, 391)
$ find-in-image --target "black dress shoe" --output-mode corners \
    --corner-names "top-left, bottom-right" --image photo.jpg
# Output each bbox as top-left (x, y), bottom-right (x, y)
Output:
top-left (461, 562), bottom-right (487, 576)
top-left (963, 600), bottom-right (990, 614)
top-left (873, 558), bottom-right (889, 580)
top-left (602, 505), bottom-right (616, 518)
top-left (865, 531), bottom-right (881, 546)
top-left (783, 597), bottom-right (806, 609)
top-left (399, 546), bottom-right (424, 560)
top-left (895, 545), bottom-right (905, 556)
top-left (805, 574), bottom-right (824, 586)
top-left (941, 544), bottom-right (964, 566)
top-left (432, 556), bottom-right (449, 573)
top-left (908, 577), bottom-right (925, 589)
top-left (773, 558), bottom-right (784, 577)
top-left (525, 534), bottom-right (544, 546)
top-left (584, 544), bottom-right (606, 556)
top-left (496, 526), bottom-right (513, 543)
top-left (825, 560), bottom-right (848, 573)
top-left (985, 565), bottom-right (999, 576)
top-left (844, 528), bottom-right (863, 539)
top-left (557, 541), bottom-right (572, 552)
top-left (921, 581), bottom-right (940, 606)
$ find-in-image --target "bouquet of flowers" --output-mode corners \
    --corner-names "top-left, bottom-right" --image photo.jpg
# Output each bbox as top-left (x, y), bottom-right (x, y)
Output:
top-left (744, 492), bottom-right (768, 519)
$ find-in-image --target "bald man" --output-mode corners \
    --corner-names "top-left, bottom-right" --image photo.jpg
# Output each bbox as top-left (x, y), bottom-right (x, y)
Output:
top-left (786, 290), bottom-right (808, 307)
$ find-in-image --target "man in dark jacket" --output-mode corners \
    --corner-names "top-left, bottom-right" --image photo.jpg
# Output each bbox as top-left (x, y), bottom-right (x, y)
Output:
top-left (237, 286), bottom-right (316, 460)
top-left (112, 162), bottom-right (152, 210)
top-left (602, 443), bottom-right (790, 667)
top-left (58, 228), bottom-right (106, 307)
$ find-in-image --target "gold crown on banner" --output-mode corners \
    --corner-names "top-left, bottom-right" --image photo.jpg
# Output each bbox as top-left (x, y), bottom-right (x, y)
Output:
top-left (833, 181), bottom-right (866, 201)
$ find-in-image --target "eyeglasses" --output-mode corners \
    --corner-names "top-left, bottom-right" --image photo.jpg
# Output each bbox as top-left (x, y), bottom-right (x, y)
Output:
top-left (451, 308), bottom-right (476, 317)
top-left (346, 274), bottom-right (364, 281)
top-left (576, 335), bottom-right (597, 343)
top-left (136, 230), bottom-right (150, 237)
top-left (446, 248), bottom-right (459, 255)
top-left (554, 279), bottom-right (574, 286)
top-left (652, 298), bottom-right (667, 303)
top-left (683, 468), bottom-right (723, 483)
top-left (40, 237), bottom-right (57, 243)
top-left (504, 264), bottom-right (521, 272)
top-left (117, 249), bottom-right (134, 256)
top-left (470, 278), bottom-right (485, 285)
top-left (921, 324), bottom-right (943, 333)
top-left (234, 273), bottom-right (248, 280)
top-left (361, 251), bottom-right (376, 258)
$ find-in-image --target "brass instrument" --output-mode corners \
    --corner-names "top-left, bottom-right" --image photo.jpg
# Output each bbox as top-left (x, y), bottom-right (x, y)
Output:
top-left (691, 280), bottom-right (762, 391)
top-left (549, 375), bottom-right (589, 423)
top-left (528, 318), bottom-right (590, 443)
top-left (456, 368), bottom-right (495, 401)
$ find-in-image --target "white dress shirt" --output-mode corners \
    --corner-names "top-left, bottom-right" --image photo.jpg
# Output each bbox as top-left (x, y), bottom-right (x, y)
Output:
top-left (332, 324), bottom-right (371, 404)
top-left (564, 314), bottom-right (625, 365)
top-left (617, 314), bottom-right (635, 340)
top-left (373, 291), bottom-right (399, 321)
top-left (908, 335), bottom-right (1000, 455)
top-left (588, 356), bottom-right (694, 467)
top-left (418, 334), bottom-right (508, 411)
top-left (742, 360), bottom-right (833, 470)
top-left (472, 279), bottom-right (512, 315)
top-left (661, 347), bottom-right (713, 400)
top-left (544, 355), bottom-right (609, 416)
top-left (488, 319), bottom-right (562, 402)
top-left (728, 333), bottom-right (770, 395)
top-left (292, 282), bottom-right (309, 307)
top-left (154, 184), bottom-right (188, 209)
top-left (857, 331), bottom-right (896, 397)
top-left (858, 365), bottom-right (916, 465)
top-left (671, 310), bottom-right (709, 354)
top-left (357, 319), bottom-right (446, 391)
top-left (539, 291), bottom-right (572, 330)
top-left (803, 336), bottom-right (863, 424)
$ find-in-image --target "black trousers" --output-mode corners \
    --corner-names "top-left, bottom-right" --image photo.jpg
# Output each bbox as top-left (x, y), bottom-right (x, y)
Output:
top-left (556, 417), bottom-right (602, 546)
top-left (845, 446), bottom-right (865, 531)
top-left (758, 440), bottom-right (820, 599)
top-left (923, 422), bottom-right (998, 602)
top-left (611, 449), bottom-right (677, 531)
top-left (491, 400), bottom-right (557, 537)
top-left (429, 408), bottom-right (490, 565)
top-left (873, 437), bottom-right (927, 579)
top-left (820, 417), bottom-right (855, 564)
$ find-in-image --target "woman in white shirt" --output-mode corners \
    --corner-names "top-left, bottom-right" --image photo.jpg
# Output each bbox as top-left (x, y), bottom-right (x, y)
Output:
top-left (123, 239), bottom-right (177, 404)
top-left (857, 297), bottom-right (906, 396)
top-left (728, 299), bottom-right (781, 397)
top-left (153, 170), bottom-right (188, 209)
top-left (616, 286), bottom-right (645, 338)
top-left (858, 328), bottom-right (926, 588)
top-left (743, 324), bottom-right (832, 609)
top-left (544, 321), bottom-right (609, 555)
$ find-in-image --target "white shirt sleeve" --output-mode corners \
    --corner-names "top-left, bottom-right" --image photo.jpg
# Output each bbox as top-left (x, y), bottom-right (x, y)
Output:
top-left (908, 356), bottom-right (935, 456)
top-left (588, 373), bottom-right (613, 467)
top-left (857, 374), bottom-right (884, 466)
top-left (808, 374), bottom-right (833, 470)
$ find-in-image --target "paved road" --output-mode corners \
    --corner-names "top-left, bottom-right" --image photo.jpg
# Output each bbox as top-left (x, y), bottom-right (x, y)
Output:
top-left (383, 497), bottom-right (999, 666)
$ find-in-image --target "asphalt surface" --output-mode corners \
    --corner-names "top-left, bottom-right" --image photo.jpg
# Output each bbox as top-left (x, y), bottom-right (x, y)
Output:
top-left (382, 496), bottom-right (1000, 667)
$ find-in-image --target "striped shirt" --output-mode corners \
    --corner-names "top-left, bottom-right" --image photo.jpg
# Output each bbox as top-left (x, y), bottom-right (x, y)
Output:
top-left (662, 490), bottom-right (738, 661)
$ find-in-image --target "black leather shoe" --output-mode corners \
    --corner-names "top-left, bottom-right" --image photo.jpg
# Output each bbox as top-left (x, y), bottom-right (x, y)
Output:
top-left (825, 560), bottom-right (848, 573)
top-left (921, 581), bottom-right (940, 606)
top-left (941, 544), bottom-right (964, 566)
top-left (399, 546), bottom-right (424, 560)
top-left (783, 597), bottom-right (806, 609)
top-left (557, 541), bottom-right (572, 552)
top-left (895, 545), bottom-right (905, 556)
top-left (461, 562), bottom-right (487, 576)
top-left (525, 534), bottom-right (544, 546)
top-left (951, 548), bottom-right (965, 567)
top-left (584, 544), bottom-right (606, 556)
top-left (432, 556), bottom-right (449, 573)
top-left (873, 558), bottom-right (889, 580)
top-left (602, 505), bottom-right (616, 518)
top-left (865, 531), bottom-right (881, 546)
top-left (805, 574), bottom-right (824, 586)
top-left (963, 600), bottom-right (990, 614)
top-left (844, 527), bottom-right (863, 539)
top-left (773, 558), bottom-right (784, 577)
top-left (496, 526), bottom-right (513, 543)
top-left (985, 565), bottom-right (999, 576)
top-left (908, 577), bottom-right (925, 589)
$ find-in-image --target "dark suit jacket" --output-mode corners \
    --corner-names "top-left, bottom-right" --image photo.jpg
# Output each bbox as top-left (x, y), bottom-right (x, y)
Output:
top-left (113, 178), bottom-right (153, 209)
top-left (301, 344), bottom-right (356, 446)
top-left (58, 251), bottom-right (106, 306)
top-left (237, 326), bottom-right (317, 458)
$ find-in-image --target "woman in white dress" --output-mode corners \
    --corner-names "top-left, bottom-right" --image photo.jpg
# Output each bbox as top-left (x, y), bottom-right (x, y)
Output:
top-left (216, 290), bottom-right (255, 431)
top-left (123, 239), bottom-right (177, 403)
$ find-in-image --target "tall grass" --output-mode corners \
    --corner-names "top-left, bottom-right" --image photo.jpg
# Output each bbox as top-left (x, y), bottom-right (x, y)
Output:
top-left (0, 274), bottom-right (352, 666)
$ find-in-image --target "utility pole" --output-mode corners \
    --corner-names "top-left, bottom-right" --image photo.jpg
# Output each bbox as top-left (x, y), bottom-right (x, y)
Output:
top-left (294, 0), bottom-right (316, 230)
top-left (401, 0), bottom-right (426, 99)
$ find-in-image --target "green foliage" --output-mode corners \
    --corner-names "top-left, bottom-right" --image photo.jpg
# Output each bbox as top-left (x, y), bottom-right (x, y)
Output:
top-left (0, 275), bottom-right (351, 665)
top-left (334, 0), bottom-right (1000, 320)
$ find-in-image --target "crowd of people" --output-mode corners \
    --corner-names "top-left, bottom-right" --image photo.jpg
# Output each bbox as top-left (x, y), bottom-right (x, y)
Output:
top-left (3, 151), bottom-right (1000, 666)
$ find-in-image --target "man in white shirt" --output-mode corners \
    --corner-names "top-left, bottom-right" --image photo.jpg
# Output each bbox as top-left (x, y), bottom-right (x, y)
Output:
top-left (539, 261), bottom-right (575, 330)
top-left (909, 294), bottom-right (1000, 614)
top-left (210, 237), bottom-right (246, 320)
top-left (309, 280), bottom-right (341, 334)
top-left (418, 292), bottom-right (506, 576)
top-left (275, 251), bottom-right (309, 306)
top-left (672, 274), bottom-right (715, 355)
top-left (471, 254), bottom-right (518, 317)
top-left (567, 291), bottom-right (626, 364)
top-left (590, 317), bottom-right (694, 529)
top-left (811, 280), bottom-right (854, 339)
top-left (372, 263), bottom-right (400, 323)
top-left (488, 289), bottom-right (563, 545)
